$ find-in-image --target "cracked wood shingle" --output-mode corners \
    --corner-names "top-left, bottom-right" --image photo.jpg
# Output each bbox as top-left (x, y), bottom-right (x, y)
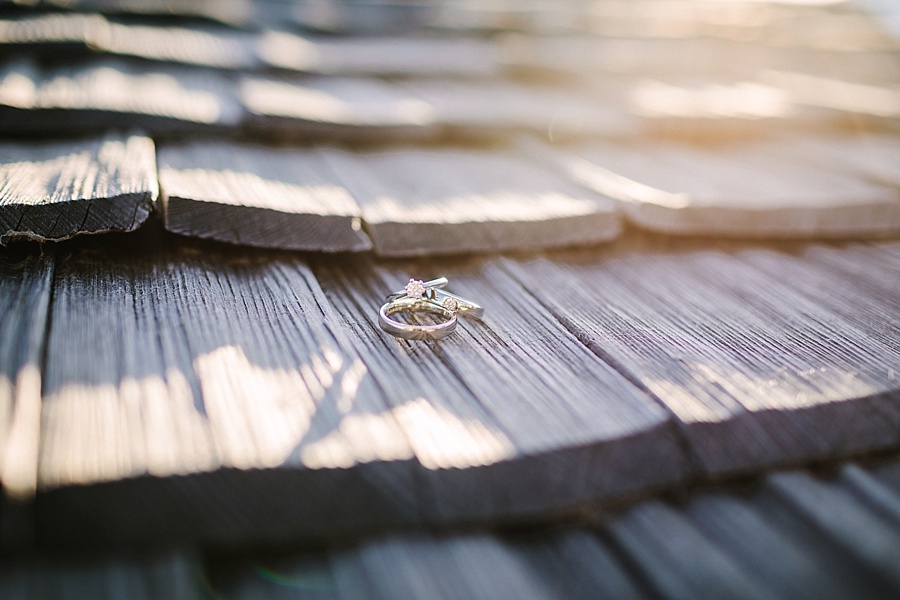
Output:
top-left (0, 133), bottom-right (157, 243)
top-left (502, 240), bottom-right (900, 475)
top-left (320, 146), bottom-right (621, 256)
top-left (158, 140), bottom-right (372, 252)
top-left (546, 138), bottom-right (900, 238)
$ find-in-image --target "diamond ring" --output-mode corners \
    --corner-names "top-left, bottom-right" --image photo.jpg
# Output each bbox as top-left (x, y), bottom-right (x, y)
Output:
top-left (378, 277), bottom-right (484, 341)
top-left (385, 278), bottom-right (485, 320)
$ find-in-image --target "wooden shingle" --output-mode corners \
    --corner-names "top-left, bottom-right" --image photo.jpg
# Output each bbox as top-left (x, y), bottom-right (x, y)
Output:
top-left (321, 146), bottom-right (621, 256)
top-left (158, 141), bottom-right (371, 252)
top-left (0, 133), bottom-right (157, 243)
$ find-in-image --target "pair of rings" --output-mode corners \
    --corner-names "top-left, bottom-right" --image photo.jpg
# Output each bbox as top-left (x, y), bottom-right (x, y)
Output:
top-left (378, 277), bottom-right (483, 341)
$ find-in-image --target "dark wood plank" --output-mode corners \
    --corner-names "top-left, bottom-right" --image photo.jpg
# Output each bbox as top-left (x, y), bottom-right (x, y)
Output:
top-left (514, 530), bottom-right (649, 599)
top-left (258, 31), bottom-right (499, 77)
top-left (542, 138), bottom-right (900, 238)
top-left (603, 501), bottom-right (772, 600)
top-left (0, 551), bottom-right (199, 600)
top-left (684, 490), bottom-right (883, 600)
top-left (35, 231), bottom-right (420, 548)
top-left (158, 141), bottom-right (372, 252)
top-left (502, 241), bottom-right (900, 475)
top-left (0, 250), bottom-right (52, 500)
top-left (0, 134), bottom-right (157, 243)
top-left (346, 534), bottom-right (557, 600)
top-left (311, 257), bottom-right (688, 521)
top-left (239, 74), bottom-right (438, 141)
top-left (320, 146), bottom-right (621, 256)
top-left (208, 552), bottom-right (337, 600)
top-left (0, 58), bottom-right (242, 137)
top-left (202, 456), bottom-right (900, 600)
top-left (837, 464), bottom-right (900, 528)
top-left (763, 471), bottom-right (900, 590)
top-left (31, 232), bottom-right (686, 548)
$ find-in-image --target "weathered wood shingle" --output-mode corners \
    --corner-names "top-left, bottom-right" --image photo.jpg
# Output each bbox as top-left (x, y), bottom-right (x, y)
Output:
top-left (321, 146), bottom-right (621, 256)
top-left (0, 133), bottom-right (157, 243)
top-left (544, 138), bottom-right (900, 238)
top-left (239, 74), bottom-right (437, 141)
top-left (0, 58), bottom-right (242, 136)
top-left (502, 239), bottom-right (900, 475)
top-left (158, 141), bottom-right (372, 252)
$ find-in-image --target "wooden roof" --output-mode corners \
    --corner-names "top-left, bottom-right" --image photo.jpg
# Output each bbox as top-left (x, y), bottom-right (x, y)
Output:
top-left (1, 0), bottom-right (899, 597)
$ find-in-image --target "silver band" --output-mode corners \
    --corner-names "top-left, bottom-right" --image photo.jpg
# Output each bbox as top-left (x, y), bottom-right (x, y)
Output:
top-left (378, 298), bottom-right (458, 341)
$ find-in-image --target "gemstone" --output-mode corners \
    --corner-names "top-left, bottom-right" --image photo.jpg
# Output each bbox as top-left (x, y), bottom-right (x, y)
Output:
top-left (442, 297), bottom-right (459, 311)
top-left (405, 278), bottom-right (426, 299)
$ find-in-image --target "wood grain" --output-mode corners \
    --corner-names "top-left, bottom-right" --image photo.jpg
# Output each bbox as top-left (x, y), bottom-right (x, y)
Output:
top-left (35, 230), bottom-right (419, 547)
top-left (737, 244), bottom-right (900, 351)
top-left (0, 58), bottom-right (242, 137)
top-left (545, 138), bottom-right (900, 238)
top-left (0, 251), bottom-right (52, 500)
top-left (312, 256), bottom-right (687, 520)
top-left (239, 74), bottom-right (437, 141)
top-left (158, 141), bottom-right (372, 252)
top-left (502, 241), bottom-right (900, 475)
top-left (320, 146), bottom-right (621, 256)
top-left (28, 228), bottom-right (688, 548)
top-left (0, 133), bottom-right (157, 243)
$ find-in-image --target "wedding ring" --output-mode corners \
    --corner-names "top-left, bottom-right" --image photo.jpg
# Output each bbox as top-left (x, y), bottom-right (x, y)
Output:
top-left (378, 297), bottom-right (458, 341)
top-left (378, 277), bottom-right (484, 341)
